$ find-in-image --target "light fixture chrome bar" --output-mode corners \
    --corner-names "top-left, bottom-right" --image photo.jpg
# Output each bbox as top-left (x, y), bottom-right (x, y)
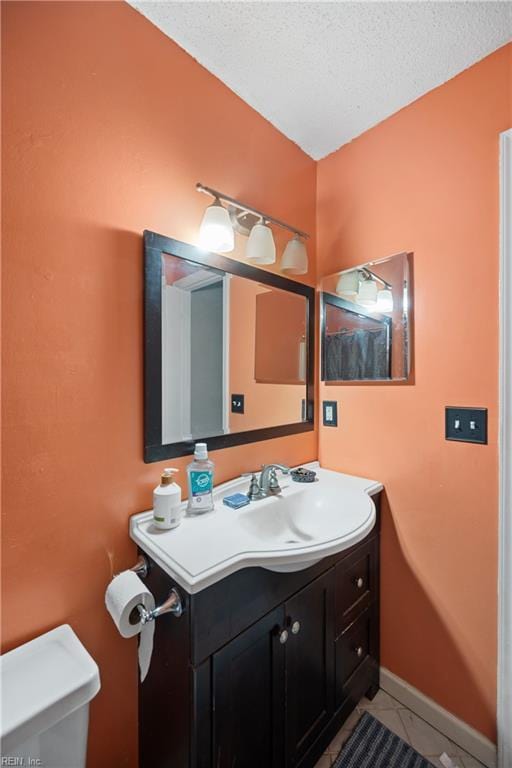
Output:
top-left (196, 182), bottom-right (309, 240)
top-left (361, 267), bottom-right (392, 290)
top-left (338, 260), bottom-right (393, 290)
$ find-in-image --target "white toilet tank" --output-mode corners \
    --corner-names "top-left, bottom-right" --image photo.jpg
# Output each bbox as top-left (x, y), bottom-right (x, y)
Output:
top-left (0, 624), bottom-right (101, 768)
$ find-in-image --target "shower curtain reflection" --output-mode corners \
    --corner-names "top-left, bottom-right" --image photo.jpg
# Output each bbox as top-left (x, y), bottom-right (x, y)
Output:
top-left (325, 326), bottom-right (390, 380)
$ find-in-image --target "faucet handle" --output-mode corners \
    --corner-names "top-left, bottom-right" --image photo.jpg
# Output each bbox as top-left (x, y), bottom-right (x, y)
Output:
top-left (268, 467), bottom-right (280, 489)
top-left (267, 466), bottom-right (290, 495)
top-left (242, 472), bottom-right (263, 501)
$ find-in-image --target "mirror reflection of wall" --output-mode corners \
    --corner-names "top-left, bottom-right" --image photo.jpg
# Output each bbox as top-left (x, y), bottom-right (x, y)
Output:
top-left (321, 252), bottom-right (412, 382)
top-left (254, 288), bottom-right (307, 384)
top-left (161, 254), bottom-right (308, 444)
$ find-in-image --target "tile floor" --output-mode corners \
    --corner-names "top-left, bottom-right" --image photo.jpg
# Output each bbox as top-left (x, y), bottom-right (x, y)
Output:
top-left (314, 690), bottom-right (486, 768)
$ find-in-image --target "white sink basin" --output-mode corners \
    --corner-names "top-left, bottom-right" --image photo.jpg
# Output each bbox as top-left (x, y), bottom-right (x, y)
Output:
top-left (130, 463), bottom-right (382, 593)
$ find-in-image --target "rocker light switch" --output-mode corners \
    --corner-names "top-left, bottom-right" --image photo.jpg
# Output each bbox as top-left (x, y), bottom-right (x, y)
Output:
top-left (445, 407), bottom-right (487, 444)
top-left (323, 400), bottom-right (338, 427)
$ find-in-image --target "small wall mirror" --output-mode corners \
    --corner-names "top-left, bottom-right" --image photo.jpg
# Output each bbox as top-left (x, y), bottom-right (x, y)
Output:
top-left (320, 252), bottom-right (412, 382)
top-left (144, 231), bottom-right (314, 461)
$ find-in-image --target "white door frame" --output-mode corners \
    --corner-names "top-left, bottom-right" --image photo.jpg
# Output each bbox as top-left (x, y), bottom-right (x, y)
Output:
top-left (498, 128), bottom-right (512, 768)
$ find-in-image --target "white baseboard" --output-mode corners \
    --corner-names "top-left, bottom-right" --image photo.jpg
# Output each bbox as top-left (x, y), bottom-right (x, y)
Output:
top-left (380, 667), bottom-right (497, 768)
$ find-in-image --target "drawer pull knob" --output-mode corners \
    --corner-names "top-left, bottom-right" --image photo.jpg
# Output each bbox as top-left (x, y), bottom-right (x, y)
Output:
top-left (356, 577), bottom-right (364, 589)
top-left (291, 621), bottom-right (301, 635)
top-left (355, 645), bottom-right (364, 658)
top-left (279, 629), bottom-right (289, 645)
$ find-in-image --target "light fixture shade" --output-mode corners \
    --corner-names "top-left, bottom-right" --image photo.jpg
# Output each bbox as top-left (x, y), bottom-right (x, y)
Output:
top-left (375, 289), bottom-right (394, 312)
top-left (199, 199), bottom-right (234, 253)
top-left (281, 235), bottom-right (308, 275)
top-left (336, 270), bottom-right (359, 297)
top-left (246, 222), bottom-right (276, 264)
top-left (357, 278), bottom-right (378, 306)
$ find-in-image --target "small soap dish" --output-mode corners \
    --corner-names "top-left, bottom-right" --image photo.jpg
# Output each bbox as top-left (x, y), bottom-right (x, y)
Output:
top-left (290, 468), bottom-right (317, 483)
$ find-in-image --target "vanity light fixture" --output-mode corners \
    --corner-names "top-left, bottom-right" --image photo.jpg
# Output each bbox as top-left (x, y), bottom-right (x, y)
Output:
top-left (281, 234), bottom-right (308, 275)
top-left (198, 197), bottom-right (234, 253)
top-left (336, 270), bottom-right (359, 297)
top-left (357, 276), bottom-right (378, 306)
top-left (375, 289), bottom-right (394, 313)
top-left (246, 219), bottom-right (276, 264)
top-left (335, 265), bottom-right (395, 310)
top-left (196, 183), bottom-right (309, 273)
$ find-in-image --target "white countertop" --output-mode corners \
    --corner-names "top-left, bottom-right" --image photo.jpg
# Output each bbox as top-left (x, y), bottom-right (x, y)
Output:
top-left (130, 462), bottom-right (382, 594)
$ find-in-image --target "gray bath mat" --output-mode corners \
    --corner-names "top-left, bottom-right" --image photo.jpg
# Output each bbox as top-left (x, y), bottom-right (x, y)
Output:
top-left (333, 712), bottom-right (433, 768)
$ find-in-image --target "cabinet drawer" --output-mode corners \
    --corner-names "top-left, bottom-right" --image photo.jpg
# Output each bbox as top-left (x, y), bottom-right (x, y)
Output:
top-left (335, 538), bottom-right (376, 633)
top-left (335, 607), bottom-right (371, 695)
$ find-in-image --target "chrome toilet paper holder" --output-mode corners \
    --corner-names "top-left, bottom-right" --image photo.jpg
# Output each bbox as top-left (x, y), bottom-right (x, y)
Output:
top-left (130, 554), bottom-right (149, 579)
top-left (134, 589), bottom-right (183, 624)
top-left (128, 555), bottom-right (183, 624)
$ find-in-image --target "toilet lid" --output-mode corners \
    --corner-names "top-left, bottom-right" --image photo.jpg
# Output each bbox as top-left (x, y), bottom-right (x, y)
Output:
top-left (0, 624), bottom-right (100, 754)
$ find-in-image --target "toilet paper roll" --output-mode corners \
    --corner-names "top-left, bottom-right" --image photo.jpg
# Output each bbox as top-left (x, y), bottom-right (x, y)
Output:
top-left (105, 570), bottom-right (155, 682)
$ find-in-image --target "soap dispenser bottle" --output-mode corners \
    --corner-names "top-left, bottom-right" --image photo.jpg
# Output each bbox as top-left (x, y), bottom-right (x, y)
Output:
top-left (186, 443), bottom-right (215, 515)
top-left (153, 468), bottom-right (182, 530)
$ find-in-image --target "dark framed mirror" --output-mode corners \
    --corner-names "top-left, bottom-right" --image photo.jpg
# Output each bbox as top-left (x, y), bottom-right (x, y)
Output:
top-left (144, 230), bottom-right (315, 462)
top-left (320, 251), bottom-right (412, 383)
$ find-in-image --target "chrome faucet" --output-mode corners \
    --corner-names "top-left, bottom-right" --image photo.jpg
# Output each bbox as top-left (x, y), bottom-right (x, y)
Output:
top-left (243, 464), bottom-right (290, 500)
top-left (260, 464), bottom-right (290, 496)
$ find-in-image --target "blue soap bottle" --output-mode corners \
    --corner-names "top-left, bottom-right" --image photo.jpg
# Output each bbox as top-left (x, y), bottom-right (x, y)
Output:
top-left (186, 443), bottom-right (215, 515)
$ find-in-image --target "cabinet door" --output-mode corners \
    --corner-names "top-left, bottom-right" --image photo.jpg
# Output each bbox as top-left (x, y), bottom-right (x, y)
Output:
top-left (212, 605), bottom-right (286, 768)
top-left (285, 570), bottom-right (335, 766)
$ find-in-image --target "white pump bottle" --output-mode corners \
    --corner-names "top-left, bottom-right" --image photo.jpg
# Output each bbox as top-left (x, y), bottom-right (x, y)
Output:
top-left (153, 468), bottom-right (182, 530)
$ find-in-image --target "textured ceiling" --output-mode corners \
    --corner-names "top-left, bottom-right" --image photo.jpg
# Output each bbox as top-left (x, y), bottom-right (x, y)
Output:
top-left (128, 1), bottom-right (512, 159)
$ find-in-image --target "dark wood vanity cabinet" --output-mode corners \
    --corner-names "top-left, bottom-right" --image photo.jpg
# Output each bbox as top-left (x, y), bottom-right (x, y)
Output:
top-left (139, 493), bottom-right (380, 768)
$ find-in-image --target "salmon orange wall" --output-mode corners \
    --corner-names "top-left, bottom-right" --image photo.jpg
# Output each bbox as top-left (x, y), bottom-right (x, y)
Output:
top-left (1, 2), bottom-right (316, 766)
top-left (317, 43), bottom-right (511, 741)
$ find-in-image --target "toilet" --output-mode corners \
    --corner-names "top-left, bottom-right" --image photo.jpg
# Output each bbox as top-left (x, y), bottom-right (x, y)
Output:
top-left (0, 624), bottom-right (100, 767)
